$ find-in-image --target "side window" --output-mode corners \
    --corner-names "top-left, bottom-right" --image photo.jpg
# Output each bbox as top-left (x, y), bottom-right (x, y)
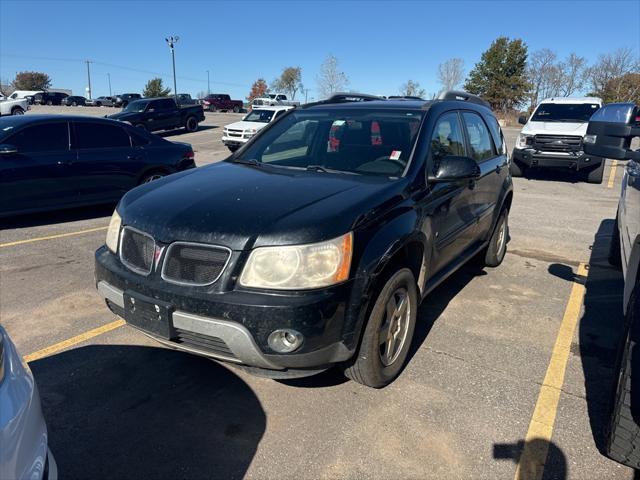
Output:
top-left (75, 122), bottom-right (131, 149)
top-left (130, 130), bottom-right (151, 146)
top-left (157, 99), bottom-right (173, 110)
top-left (462, 112), bottom-right (497, 162)
top-left (6, 123), bottom-right (69, 153)
top-left (486, 114), bottom-right (505, 154)
top-left (430, 112), bottom-right (465, 162)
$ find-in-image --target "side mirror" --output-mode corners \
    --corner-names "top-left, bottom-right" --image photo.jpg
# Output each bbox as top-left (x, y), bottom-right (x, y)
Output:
top-left (0, 144), bottom-right (17, 155)
top-left (428, 156), bottom-right (480, 183)
top-left (518, 115), bottom-right (528, 125)
top-left (584, 103), bottom-right (640, 160)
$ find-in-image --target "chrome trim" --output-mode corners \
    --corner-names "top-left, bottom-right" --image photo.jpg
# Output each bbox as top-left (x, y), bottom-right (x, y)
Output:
top-left (172, 311), bottom-right (279, 369)
top-left (160, 241), bottom-right (232, 287)
top-left (97, 281), bottom-right (124, 308)
top-left (119, 226), bottom-right (155, 276)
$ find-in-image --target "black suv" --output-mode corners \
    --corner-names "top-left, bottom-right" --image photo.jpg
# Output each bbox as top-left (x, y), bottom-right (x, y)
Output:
top-left (113, 93), bottom-right (142, 108)
top-left (34, 91), bottom-right (69, 105)
top-left (95, 91), bottom-right (513, 388)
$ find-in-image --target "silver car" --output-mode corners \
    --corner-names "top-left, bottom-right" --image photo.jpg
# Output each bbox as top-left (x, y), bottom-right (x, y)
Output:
top-left (0, 326), bottom-right (57, 480)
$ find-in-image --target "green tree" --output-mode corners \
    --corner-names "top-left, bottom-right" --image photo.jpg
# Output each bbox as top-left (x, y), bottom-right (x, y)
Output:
top-left (247, 78), bottom-right (268, 102)
top-left (464, 37), bottom-right (529, 112)
top-left (12, 71), bottom-right (52, 90)
top-left (143, 78), bottom-right (171, 97)
top-left (273, 67), bottom-right (303, 100)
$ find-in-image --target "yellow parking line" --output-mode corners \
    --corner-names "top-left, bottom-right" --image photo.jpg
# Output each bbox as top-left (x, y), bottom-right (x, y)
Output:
top-left (515, 262), bottom-right (587, 480)
top-left (0, 226), bottom-right (107, 248)
top-left (23, 319), bottom-right (125, 363)
top-left (607, 160), bottom-right (618, 189)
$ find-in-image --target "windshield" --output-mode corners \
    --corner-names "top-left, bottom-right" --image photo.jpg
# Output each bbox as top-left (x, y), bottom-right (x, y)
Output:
top-left (123, 100), bottom-right (149, 113)
top-left (243, 110), bottom-right (275, 123)
top-left (235, 108), bottom-right (424, 177)
top-left (531, 103), bottom-right (600, 122)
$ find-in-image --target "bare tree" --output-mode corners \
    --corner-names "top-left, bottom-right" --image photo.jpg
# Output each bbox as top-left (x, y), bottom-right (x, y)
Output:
top-left (399, 80), bottom-right (426, 98)
top-left (526, 49), bottom-right (563, 109)
top-left (273, 67), bottom-right (303, 100)
top-left (558, 53), bottom-right (587, 97)
top-left (437, 58), bottom-right (464, 92)
top-left (586, 47), bottom-right (640, 99)
top-left (316, 54), bottom-right (349, 98)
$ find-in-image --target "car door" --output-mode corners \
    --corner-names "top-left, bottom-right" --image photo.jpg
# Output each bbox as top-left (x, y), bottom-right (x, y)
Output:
top-left (461, 111), bottom-right (507, 240)
top-left (621, 159), bottom-right (640, 276)
top-left (423, 110), bottom-right (480, 273)
top-left (148, 99), bottom-right (175, 130)
top-left (0, 121), bottom-right (76, 214)
top-left (71, 121), bottom-right (144, 202)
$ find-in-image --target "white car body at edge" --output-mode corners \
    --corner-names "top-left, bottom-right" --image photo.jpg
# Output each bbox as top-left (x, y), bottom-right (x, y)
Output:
top-left (222, 106), bottom-right (294, 150)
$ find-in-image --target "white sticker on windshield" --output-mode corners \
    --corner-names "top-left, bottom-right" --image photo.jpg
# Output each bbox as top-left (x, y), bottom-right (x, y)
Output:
top-left (390, 150), bottom-right (401, 160)
top-left (333, 120), bottom-right (346, 126)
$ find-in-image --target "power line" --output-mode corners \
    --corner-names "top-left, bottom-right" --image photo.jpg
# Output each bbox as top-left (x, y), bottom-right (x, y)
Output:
top-left (1, 53), bottom-right (249, 88)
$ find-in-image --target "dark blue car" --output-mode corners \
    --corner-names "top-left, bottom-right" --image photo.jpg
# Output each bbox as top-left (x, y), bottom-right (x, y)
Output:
top-left (0, 115), bottom-right (196, 217)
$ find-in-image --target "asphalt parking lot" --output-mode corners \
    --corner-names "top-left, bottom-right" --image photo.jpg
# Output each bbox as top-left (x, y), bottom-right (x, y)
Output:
top-left (0, 105), bottom-right (634, 479)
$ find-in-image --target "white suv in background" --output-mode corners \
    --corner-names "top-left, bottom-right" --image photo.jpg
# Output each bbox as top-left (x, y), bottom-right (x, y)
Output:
top-left (512, 97), bottom-right (604, 183)
top-left (221, 106), bottom-right (294, 151)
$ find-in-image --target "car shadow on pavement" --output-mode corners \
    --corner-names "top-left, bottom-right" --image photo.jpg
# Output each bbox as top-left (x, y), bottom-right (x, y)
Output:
top-left (159, 125), bottom-right (218, 138)
top-left (30, 345), bottom-right (265, 480)
top-left (0, 203), bottom-right (116, 230)
top-left (522, 169), bottom-right (584, 184)
top-left (493, 438), bottom-right (567, 479)
top-left (548, 219), bottom-right (627, 462)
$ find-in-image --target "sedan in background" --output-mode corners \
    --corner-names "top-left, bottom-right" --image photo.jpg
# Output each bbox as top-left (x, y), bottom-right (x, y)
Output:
top-left (0, 115), bottom-right (196, 217)
top-left (64, 96), bottom-right (87, 107)
top-left (0, 326), bottom-right (57, 480)
top-left (86, 96), bottom-right (115, 107)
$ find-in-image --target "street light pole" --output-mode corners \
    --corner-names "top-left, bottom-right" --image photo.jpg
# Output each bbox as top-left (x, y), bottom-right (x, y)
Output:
top-left (107, 73), bottom-right (112, 96)
top-left (207, 70), bottom-right (210, 95)
top-left (165, 36), bottom-right (179, 102)
top-left (85, 60), bottom-right (92, 100)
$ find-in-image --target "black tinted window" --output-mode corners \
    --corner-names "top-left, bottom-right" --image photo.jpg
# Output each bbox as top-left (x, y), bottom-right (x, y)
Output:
top-left (462, 112), bottom-right (496, 162)
top-left (531, 103), bottom-right (600, 122)
top-left (130, 130), bottom-right (151, 146)
top-left (75, 122), bottom-right (131, 149)
top-left (430, 112), bottom-right (465, 161)
top-left (486, 115), bottom-right (504, 153)
top-left (6, 123), bottom-right (68, 153)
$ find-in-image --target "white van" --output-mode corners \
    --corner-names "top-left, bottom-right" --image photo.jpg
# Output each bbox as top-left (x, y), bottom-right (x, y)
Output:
top-left (511, 97), bottom-right (604, 183)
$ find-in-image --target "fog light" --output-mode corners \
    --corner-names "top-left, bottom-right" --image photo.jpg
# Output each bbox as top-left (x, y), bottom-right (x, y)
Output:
top-left (268, 329), bottom-right (303, 353)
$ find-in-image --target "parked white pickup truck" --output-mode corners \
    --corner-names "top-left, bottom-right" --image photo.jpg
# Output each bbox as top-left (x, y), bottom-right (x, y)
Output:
top-left (0, 97), bottom-right (28, 116)
top-left (251, 93), bottom-right (300, 108)
top-left (222, 106), bottom-right (293, 151)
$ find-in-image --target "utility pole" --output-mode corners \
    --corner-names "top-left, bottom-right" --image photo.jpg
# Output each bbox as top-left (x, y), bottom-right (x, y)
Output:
top-left (207, 70), bottom-right (210, 95)
top-left (85, 60), bottom-right (92, 100)
top-left (107, 73), bottom-right (112, 96)
top-left (304, 88), bottom-right (309, 104)
top-left (165, 36), bottom-right (179, 102)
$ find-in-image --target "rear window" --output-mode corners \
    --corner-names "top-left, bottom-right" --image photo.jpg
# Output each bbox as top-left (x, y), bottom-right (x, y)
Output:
top-left (237, 108), bottom-right (424, 177)
top-left (531, 103), bottom-right (600, 123)
top-left (75, 122), bottom-right (131, 149)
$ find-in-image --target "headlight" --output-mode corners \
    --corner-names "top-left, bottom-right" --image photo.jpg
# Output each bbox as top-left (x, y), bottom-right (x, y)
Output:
top-left (516, 133), bottom-right (533, 149)
top-left (244, 128), bottom-right (258, 138)
top-left (583, 134), bottom-right (596, 144)
top-left (105, 209), bottom-right (122, 253)
top-left (239, 232), bottom-right (353, 290)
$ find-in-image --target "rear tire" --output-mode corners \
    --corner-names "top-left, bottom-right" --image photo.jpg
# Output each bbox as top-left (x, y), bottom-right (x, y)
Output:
top-left (510, 159), bottom-right (525, 177)
top-left (233, 105), bottom-right (240, 113)
top-left (46, 100), bottom-right (52, 106)
top-left (185, 116), bottom-right (198, 132)
top-left (209, 105), bottom-right (217, 112)
top-left (483, 209), bottom-right (509, 267)
top-left (72, 101), bottom-right (77, 106)
top-left (606, 284), bottom-right (640, 468)
top-left (587, 161), bottom-right (605, 184)
top-left (610, 212), bottom-right (622, 268)
top-left (343, 268), bottom-right (417, 388)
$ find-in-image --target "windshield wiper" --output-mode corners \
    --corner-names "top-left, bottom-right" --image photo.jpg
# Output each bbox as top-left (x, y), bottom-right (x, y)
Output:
top-left (306, 165), bottom-right (331, 173)
top-left (233, 158), bottom-right (263, 166)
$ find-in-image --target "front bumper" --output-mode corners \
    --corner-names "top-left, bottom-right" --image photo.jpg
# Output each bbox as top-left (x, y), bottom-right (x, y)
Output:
top-left (95, 247), bottom-right (355, 371)
top-left (221, 135), bottom-right (249, 147)
top-left (512, 148), bottom-right (602, 171)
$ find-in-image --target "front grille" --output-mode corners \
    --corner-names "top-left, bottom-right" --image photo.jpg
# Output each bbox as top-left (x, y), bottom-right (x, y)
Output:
top-left (532, 134), bottom-right (582, 153)
top-left (120, 227), bottom-right (155, 275)
top-left (161, 242), bottom-right (230, 286)
top-left (174, 328), bottom-right (236, 359)
top-left (227, 129), bottom-right (243, 137)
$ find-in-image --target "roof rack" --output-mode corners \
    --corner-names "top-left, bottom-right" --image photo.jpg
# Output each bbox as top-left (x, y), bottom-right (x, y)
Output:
top-left (302, 92), bottom-right (383, 108)
top-left (435, 90), bottom-right (490, 108)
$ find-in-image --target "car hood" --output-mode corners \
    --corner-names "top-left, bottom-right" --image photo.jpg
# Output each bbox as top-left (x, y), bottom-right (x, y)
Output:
top-left (225, 120), bottom-right (269, 131)
top-left (108, 111), bottom-right (139, 121)
top-left (118, 161), bottom-right (404, 250)
top-left (521, 121), bottom-right (588, 136)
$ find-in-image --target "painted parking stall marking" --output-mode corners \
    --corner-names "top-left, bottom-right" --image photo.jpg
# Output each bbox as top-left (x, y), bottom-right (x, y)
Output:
top-left (0, 226), bottom-right (107, 248)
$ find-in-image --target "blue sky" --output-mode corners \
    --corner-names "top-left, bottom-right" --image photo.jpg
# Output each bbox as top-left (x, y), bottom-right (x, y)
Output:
top-left (1, 0), bottom-right (639, 100)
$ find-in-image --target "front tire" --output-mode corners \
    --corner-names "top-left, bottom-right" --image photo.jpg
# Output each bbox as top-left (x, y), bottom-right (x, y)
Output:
top-left (209, 105), bottom-right (217, 112)
top-left (46, 100), bottom-right (53, 106)
top-left (227, 145), bottom-right (239, 152)
top-left (510, 159), bottom-right (525, 177)
top-left (11, 107), bottom-right (24, 115)
top-left (343, 268), bottom-right (418, 388)
top-left (586, 161), bottom-right (605, 184)
top-left (606, 284), bottom-right (640, 468)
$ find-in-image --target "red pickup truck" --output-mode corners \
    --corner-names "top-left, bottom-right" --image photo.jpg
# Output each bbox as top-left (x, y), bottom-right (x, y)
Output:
top-left (202, 94), bottom-right (243, 113)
